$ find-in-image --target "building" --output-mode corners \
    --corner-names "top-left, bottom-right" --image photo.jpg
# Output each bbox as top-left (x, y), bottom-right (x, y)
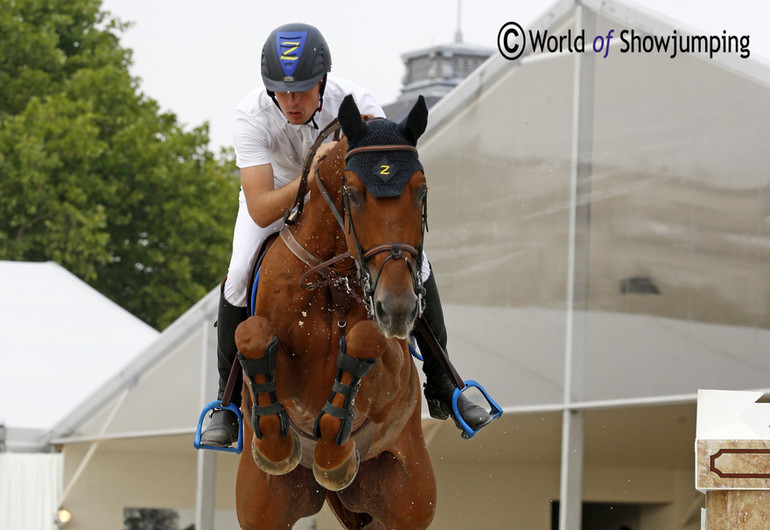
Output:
top-left (382, 19), bottom-right (492, 121)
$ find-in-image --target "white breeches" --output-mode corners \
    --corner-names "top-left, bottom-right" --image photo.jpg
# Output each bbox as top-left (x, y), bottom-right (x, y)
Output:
top-left (223, 190), bottom-right (432, 307)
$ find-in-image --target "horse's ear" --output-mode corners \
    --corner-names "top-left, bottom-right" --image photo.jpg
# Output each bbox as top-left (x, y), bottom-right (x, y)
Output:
top-left (398, 95), bottom-right (428, 146)
top-left (338, 94), bottom-right (366, 144)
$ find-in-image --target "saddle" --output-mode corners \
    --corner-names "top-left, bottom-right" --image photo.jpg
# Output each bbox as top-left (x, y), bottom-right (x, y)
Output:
top-left (246, 232), bottom-right (280, 316)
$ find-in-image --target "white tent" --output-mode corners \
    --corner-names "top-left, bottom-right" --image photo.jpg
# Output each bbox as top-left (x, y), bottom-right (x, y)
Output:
top-left (0, 260), bottom-right (158, 443)
top-left (47, 1), bottom-right (770, 529)
top-left (0, 261), bottom-right (158, 529)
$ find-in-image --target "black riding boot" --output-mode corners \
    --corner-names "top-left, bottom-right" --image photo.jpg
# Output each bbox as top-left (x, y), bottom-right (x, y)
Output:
top-left (200, 288), bottom-right (249, 447)
top-left (415, 271), bottom-right (494, 433)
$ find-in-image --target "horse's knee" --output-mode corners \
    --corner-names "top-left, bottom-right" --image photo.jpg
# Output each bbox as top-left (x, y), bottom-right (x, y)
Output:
top-left (235, 316), bottom-right (273, 357)
top-left (345, 320), bottom-right (387, 360)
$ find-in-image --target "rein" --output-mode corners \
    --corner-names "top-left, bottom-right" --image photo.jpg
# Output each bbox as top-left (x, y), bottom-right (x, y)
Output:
top-left (284, 119), bottom-right (342, 225)
top-left (279, 119), bottom-right (365, 320)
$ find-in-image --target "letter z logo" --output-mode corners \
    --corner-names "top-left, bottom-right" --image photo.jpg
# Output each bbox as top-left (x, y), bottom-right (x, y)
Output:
top-left (374, 155), bottom-right (396, 183)
top-left (276, 31), bottom-right (308, 76)
top-left (281, 42), bottom-right (300, 61)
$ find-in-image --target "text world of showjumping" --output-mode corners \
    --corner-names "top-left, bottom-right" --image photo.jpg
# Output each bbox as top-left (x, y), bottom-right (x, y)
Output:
top-left (529, 28), bottom-right (751, 60)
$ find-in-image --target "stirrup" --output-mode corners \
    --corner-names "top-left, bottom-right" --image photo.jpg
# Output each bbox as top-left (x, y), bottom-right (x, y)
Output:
top-left (194, 401), bottom-right (244, 454)
top-left (452, 380), bottom-right (503, 440)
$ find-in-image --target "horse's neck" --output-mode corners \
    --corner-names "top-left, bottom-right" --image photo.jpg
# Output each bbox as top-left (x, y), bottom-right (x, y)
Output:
top-left (294, 154), bottom-right (348, 259)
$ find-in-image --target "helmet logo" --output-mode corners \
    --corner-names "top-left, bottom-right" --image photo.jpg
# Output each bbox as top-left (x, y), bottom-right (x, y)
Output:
top-left (276, 31), bottom-right (308, 77)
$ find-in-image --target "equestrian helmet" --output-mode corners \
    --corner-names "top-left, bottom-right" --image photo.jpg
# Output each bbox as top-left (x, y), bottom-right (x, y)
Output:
top-left (261, 23), bottom-right (332, 93)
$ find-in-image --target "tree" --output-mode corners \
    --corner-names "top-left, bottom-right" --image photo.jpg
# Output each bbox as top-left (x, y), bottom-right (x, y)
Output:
top-left (0, 0), bottom-right (240, 329)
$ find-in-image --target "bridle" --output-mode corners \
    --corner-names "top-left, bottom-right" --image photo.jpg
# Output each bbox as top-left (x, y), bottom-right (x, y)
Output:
top-left (339, 145), bottom-right (428, 318)
top-left (292, 119), bottom-right (429, 318)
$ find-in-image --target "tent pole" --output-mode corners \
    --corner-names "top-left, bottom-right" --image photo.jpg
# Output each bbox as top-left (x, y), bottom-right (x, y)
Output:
top-left (59, 387), bottom-right (131, 507)
top-left (195, 315), bottom-right (218, 530)
top-left (559, 4), bottom-right (596, 530)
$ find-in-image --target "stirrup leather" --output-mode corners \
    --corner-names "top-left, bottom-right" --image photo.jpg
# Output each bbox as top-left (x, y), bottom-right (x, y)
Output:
top-left (238, 336), bottom-right (289, 439)
top-left (313, 336), bottom-right (375, 446)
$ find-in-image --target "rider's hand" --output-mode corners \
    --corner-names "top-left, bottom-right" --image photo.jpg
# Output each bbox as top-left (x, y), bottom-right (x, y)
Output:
top-left (309, 141), bottom-right (339, 184)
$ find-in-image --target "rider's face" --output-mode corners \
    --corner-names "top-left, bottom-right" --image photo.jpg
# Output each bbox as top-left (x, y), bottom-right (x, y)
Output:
top-left (274, 83), bottom-right (321, 125)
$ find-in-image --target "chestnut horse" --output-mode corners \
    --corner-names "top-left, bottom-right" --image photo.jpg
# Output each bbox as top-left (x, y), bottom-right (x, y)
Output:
top-left (234, 95), bottom-right (435, 529)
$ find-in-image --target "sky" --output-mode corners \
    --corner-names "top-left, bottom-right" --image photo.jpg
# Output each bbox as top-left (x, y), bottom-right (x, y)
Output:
top-left (99, 0), bottom-right (770, 152)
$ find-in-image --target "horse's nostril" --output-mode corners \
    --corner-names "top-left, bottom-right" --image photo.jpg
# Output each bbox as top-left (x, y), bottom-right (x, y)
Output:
top-left (409, 300), bottom-right (419, 322)
top-left (375, 300), bottom-right (389, 324)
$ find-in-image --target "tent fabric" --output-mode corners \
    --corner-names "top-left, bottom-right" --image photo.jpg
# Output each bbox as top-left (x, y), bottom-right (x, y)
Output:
top-left (0, 261), bottom-right (159, 435)
top-left (0, 261), bottom-right (159, 431)
top-left (48, 289), bottom-right (218, 442)
top-left (0, 453), bottom-right (62, 530)
top-left (418, 2), bottom-right (770, 403)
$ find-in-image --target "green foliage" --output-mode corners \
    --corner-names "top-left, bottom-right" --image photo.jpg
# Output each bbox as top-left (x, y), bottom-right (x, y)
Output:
top-left (0, 0), bottom-right (240, 329)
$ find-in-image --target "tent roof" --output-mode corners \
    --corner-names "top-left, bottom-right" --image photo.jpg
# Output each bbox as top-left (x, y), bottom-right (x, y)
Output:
top-left (48, 288), bottom-right (218, 443)
top-left (0, 261), bottom-right (158, 439)
top-left (425, 0), bottom-right (770, 147)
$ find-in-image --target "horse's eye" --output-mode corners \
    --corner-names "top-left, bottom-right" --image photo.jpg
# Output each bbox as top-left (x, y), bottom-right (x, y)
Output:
top-left (417, 185), bottom-right (428, 202)
top-left (344, 187), bottom-right (362, 208)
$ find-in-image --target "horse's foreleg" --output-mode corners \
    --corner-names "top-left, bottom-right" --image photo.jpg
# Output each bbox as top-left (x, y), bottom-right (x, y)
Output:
top-left (312, 321), bottom-right (383, 491)
top-left (235, 315), bottom-right (301, 475)
top-left (336, 401), bottom-right (436, 529)
top-left (236, 421), bottom-right (326, 529)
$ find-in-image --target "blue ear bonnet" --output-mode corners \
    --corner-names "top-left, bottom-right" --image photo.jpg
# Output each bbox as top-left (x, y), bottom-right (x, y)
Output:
top-left (344, 119), bottom-right (423, 198)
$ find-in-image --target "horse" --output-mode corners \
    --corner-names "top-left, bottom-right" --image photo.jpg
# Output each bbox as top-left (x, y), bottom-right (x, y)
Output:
top-left (233, 95), bottom-right (436, 529)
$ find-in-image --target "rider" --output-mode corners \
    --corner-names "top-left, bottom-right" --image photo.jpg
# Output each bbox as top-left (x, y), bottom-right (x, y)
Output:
top-left (200, 22), bottom-right (493, 446)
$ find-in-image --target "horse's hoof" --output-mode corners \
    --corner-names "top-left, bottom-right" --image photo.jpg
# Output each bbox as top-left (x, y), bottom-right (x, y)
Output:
top-left (251, 430), bottom-right (301, 475)
top-left (312, 447), bottom-right (360, 491)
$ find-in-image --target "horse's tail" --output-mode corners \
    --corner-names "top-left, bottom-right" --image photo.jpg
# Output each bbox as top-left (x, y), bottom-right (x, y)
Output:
top-left (325, 491), bottom-right (373, 528)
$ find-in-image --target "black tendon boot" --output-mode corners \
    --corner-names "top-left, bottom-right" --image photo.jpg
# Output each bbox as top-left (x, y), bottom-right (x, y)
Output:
top-left (200, 287), bottom-right (249, 446)
top-left (416, 271), bottom-right (494, 433)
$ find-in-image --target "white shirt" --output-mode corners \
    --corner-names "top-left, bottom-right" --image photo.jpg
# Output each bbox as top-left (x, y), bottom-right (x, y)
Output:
top-left (232, 77), bottom-right (384, 188)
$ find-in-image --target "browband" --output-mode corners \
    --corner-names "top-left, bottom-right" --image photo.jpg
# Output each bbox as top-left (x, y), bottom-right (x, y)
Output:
top-left (345, 145), bottom-right (418, 160)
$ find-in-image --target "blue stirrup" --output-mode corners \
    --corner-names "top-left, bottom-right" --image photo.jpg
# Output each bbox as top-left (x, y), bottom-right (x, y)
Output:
top-left (194, 401), bottom-right (244, 454)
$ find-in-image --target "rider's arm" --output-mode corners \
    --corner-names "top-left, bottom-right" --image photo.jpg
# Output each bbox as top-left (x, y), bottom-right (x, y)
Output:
top-left (240, 164), bottom-right (298, 228)
top-left (240, 141), bottom-right (339, 228)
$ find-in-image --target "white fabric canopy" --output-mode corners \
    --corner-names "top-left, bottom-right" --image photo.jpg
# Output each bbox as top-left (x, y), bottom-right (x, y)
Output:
top-left (0, 453), bottom-right (62, 530)
top-left (0, 261), bottom-right (159, 432)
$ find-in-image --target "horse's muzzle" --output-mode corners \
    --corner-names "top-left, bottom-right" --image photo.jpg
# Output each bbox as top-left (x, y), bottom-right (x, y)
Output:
top-left (373, 289), bottom-right (419, 339)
